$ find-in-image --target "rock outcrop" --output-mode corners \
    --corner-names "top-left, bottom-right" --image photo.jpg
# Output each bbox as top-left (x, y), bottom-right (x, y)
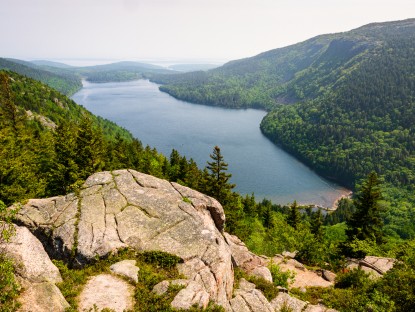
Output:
top-left (0, 225), bottom-right (69, 312)
top-left (346, 256), bottom-right (396, 278)
top-left (224, 232), bottom-right (272, 282)
top-left (268, 255), bottom-right (333, 288)
top-left (15, 169), bottom-right (233, 309)
top-left (11, 169), bottom-right (347, 311)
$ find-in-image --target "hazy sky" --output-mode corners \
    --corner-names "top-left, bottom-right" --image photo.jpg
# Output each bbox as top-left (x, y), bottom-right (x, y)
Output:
top-left (1, 0), bottom-right (414, 64)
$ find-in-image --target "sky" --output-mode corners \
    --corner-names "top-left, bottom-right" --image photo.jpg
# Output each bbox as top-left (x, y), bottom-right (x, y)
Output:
top-left (0, 0), bottom-right (414, 65)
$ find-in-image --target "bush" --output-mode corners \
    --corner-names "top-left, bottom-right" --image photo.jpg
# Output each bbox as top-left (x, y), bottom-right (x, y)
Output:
top-left (269, 263), bottom-right (295, 288)
top-left (335, 268), bottom-right (371, 289)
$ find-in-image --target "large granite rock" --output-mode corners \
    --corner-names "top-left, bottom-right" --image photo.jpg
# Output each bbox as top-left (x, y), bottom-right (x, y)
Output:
top-left (0, 225), bottom-right (69, 312)
top-left (1, 225), bottom-right (62, 284)
top-left (15, 169), bottom-right (233, 309)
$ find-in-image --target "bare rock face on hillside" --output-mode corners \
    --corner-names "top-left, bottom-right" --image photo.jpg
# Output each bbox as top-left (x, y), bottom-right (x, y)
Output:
top-left (15, 169), bottom-right (233, 309)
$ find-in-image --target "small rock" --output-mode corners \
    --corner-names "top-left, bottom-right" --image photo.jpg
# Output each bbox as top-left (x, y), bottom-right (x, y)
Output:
top-left (282, 251), bottom-right (298, 259)
top-left (171, 281), bottom-right (210, 310)
top-left (322, 270), bottom-right (336, 282)
top-left (110, 259), bottom-right (140, 283)
top-left (250, 266), bottom-right (273, 283)
top-left (17, 282), bottom-right (69, 312)
top-left (78, 274), bottom-right (134, 312)
top-left (153, 280), bottom-right (170, 295)
top-left (153, 279), bottom-right (190, 296)
top-left (230, 289), bottom-right (273, 312)
top-left (271, 292), bottom-right (308, 312)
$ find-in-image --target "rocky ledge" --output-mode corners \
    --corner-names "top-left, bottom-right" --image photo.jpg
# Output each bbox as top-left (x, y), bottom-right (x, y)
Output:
top-left (4, 169), bottom-right (394, 311)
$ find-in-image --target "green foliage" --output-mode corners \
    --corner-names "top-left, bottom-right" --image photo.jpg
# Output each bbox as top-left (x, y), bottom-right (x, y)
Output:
top-left (342, 172), bottom-right (386, 257)
top-left (268, 263), bottom-right (295, 288)
top-left (0, 254), bottom-right (21, 312)
top-left (346, 172), bottom-right (384, 244)
top-left (0, 58), bottom-right (82, 96)
top-left (141, 251), bottom-right (183, 270)
top-left (335, 268), bottom-right (372, 289)
top-left (287, 201), bottom-right (301, 229)
top-left (247, 276), bottom-right (280, 301)
top-left (203, 146), bottom-right (235, 204)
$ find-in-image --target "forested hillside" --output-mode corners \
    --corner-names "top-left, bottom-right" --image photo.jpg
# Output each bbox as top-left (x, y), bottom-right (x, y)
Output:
top-left (151, 19), bottom-right (415, 239)
top-left (0, 58), bottom-right (177, 94)
top-left (153, 19), bottom-right (415, 111)
top-left (260, 20), bottom-right (415, 212)
top-left (0, 58), bottom-right (82, 95)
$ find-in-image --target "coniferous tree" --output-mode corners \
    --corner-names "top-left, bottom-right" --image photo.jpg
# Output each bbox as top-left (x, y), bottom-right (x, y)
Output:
top-left (346, 172), bottom-right (385, 244)
top-left (204, 146), bottom-right (235, 203)
top-left (287, 200), bottom-right (301, 230)
top-left (48, 121), bottom-right (80, 194)
top-left (310, 209), bottom-right (324, 241)
top-left (75, 115), bottom-right (105, 179)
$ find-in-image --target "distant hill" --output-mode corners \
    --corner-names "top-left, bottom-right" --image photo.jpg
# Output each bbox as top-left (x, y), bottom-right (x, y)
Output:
top-left (76, 61), bottom-right (176, 83)
top-left (168, 63), bottom-right (219, 72)
top-left (153, 19), bottom-right (415, 110)
top-left (0, 58), bottom-right (82, 95)
top-left (0, 58), bottom-right (179, 92)
top-left (30, 60), bottom-right (74, 68)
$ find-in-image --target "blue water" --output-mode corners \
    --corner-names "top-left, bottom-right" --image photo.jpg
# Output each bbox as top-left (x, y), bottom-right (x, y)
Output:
top-left (72, 79), bottom-right (349, 207)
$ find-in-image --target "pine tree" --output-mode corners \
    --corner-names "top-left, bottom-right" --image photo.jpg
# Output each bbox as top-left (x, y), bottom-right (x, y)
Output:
top-left (287, 200), bottom-right (301, 230)
top-left (204, 146), bottom-right (235, 203)
top-left (75, 115), bottom-right (105, 179)
top-left (310, 209), bottom-right (324, 241)
top-left (346, 172), bottom-right (384, 244)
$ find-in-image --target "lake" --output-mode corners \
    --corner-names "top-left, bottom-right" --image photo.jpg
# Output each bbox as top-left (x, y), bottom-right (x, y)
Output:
top-left (72, 79), bottom-right (350, 207)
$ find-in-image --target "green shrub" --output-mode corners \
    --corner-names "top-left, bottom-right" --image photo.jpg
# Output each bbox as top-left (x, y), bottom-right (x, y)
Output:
top-left (0, 254), bottom-right (21, 312)
top-left (142, 251), bottom-right (183, 269)
top-left (334, 268), bottom-right (371, 290)
top-left (269, 263), bottom-right (295, 288)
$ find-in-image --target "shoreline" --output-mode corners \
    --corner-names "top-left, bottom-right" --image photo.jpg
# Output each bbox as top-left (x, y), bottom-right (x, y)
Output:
top-left (331, 191), bottom-right (353, 210)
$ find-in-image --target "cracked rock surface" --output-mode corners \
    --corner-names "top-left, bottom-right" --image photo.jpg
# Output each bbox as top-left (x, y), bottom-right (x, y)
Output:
top-left (16, 169), bottom-right (233, 308)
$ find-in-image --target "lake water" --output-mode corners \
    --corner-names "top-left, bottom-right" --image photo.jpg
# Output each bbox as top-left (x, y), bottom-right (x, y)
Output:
top-left (72, 80), bottom-right (350, 207)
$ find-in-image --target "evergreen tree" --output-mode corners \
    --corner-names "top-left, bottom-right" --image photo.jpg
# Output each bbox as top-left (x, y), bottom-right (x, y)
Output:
top-left (75, 115), bottom-right (105, 179)
top-left (204, 146), bottom-right (235, 203)
top-left (310, 209), bottom-right (324, 241)
top-left (346, 172), bottom-right (385, 244)
top-left (48, 121), bottom-right (80, 194)
top-left (287, 200), bottom-right (301, 230)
